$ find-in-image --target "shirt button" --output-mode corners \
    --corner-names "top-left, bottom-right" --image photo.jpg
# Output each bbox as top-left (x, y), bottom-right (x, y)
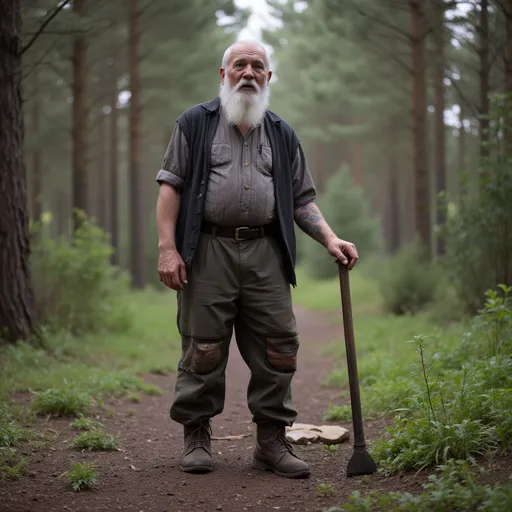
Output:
top-left (196, 209), bottom-right (201, 214)
top-left (201, 180), bottom-right (205, 185)
top-left (199, 193), bottom-right (203, 198)
top-left (244, 162), bottom-right (248, 166)
top-left (244, 184), bottom-right (249, 190)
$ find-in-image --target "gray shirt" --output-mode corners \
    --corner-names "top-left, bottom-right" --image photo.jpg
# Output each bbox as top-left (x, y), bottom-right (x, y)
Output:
top-left (156, 108), bottom-right (316, 227)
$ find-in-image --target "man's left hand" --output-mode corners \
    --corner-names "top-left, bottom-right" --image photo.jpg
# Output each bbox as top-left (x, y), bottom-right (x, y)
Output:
top-left (325, 236), bottom-right (359, 270)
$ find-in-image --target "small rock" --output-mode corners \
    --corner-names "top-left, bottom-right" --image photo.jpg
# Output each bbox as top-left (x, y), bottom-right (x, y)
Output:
top-left (216, 506), bottom-right (222, 511)
top-left (286, 429), bottom-right (318, 444)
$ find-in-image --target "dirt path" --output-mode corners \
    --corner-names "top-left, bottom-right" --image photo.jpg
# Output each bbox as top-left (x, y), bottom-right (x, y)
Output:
top-left (0, 306), bottom-right (421, 512)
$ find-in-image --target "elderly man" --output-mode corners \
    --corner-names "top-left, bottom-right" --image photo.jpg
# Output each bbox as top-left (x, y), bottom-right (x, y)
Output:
top-left (155, 40), bottom-right (358, 479)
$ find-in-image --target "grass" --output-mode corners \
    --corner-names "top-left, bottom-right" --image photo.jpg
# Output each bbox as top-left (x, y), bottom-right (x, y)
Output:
top-left (0, 288), bottom-right (181, 401)
top-left (72, 430), bottom-right (119, 451)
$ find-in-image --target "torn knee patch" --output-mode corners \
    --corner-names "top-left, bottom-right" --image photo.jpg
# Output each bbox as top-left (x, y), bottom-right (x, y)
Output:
top-left (191, 339), bottom-right (222, 374)
top-left (266, 335), bottom-right (299, 372)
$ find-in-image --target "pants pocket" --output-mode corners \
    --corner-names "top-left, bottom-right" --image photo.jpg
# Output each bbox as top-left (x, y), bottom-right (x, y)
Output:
top-left (265, 335), bottom-right (299, 372)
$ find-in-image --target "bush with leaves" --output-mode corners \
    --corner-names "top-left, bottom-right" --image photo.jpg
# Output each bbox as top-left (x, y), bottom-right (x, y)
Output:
top-left (378, 238), bottom-right (439, 315)
top-left (441, 93), bottom-right (512, 315)
top-left (30, 211), bottom-right (132, 335)
top-left (372, 285), bottom-right (512, 475)
top-left (300, 164), bottom-right (382, 279)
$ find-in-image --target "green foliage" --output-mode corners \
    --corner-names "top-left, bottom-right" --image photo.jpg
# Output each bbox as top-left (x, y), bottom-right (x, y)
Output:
top-left (331, 460), bottom-right (512, 512)
top-left (67, 462), bottom-right (98, 492)
top-left (30, 212), bottom-right (133, 335)
top-left (379, 239), bottom-right (439, 315)
top-left (72, 430), bottom-right (119, 451)
top-left (301, 166), bottom-right (382, 279)
top-left (71, 417), bottom-right (104, 432)
top-left (371, 292), bottom-right (512, 475)
top-left (31, 387), bottom-right (91, 418)
top-left (316, 483), bottom-right (336, 497)
top-left (1, 453), bottom-right (28, 481)
top-left (441, 94), bottom-right (512, 315)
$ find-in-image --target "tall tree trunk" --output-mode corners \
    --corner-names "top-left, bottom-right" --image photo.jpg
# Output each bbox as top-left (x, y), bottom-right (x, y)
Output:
top-left (97, 112), bottom-right (108, 231)
top-left (410, 0), bottom-right (431, 255)
top-left (458, 104), bottom-right (466, 203)
top-left (72, 0), bottom-right (88, 230)
top-left (110, 68), bottom-right (119, 265)
top-left (505, 0), bottom-right (512, 158)
top-left (31, 71), bottom-right (42, 223)
top-left (128, 0), bottom-right (147, 288)
top-left (388, 138), bottom-right (400, 254)
top-left (0, 0), bottom-right (36, 343)
top-left (433, 0), bottom-right (446, 256)
top-left (479, 0), bottom-right (490, 164)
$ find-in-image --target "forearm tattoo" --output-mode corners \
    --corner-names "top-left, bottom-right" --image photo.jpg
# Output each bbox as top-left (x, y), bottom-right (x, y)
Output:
top-left (294, 202), bottom-right (327, 245)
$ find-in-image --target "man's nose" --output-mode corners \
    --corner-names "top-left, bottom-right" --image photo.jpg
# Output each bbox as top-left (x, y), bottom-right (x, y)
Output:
top-left (242, 65), bottom-right (254, 79)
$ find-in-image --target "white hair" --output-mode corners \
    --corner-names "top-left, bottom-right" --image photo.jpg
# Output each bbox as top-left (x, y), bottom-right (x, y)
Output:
top-left (221, 40), bottom-right (271, 70)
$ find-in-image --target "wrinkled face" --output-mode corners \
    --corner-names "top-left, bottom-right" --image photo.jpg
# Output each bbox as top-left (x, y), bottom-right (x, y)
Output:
top-left (219, 42), bottom-right (272, 128)
top-left (220, 42), bottom-right (272, 93)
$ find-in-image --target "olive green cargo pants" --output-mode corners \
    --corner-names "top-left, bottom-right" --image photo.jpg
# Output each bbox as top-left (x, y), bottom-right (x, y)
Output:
top-left (170, 231), bottom-right (299, 427)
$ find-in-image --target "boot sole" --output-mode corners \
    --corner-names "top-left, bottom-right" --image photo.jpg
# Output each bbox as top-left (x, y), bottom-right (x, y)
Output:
top-left (251, 459), bottom-right (311, 479)
top-left (180, 464), bottom-right (213, 474)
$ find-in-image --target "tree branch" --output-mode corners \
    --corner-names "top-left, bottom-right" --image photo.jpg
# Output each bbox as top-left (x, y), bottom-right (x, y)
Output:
top-left (445, 76), bottom-right (478, 116)
top-left (21, 0), bottom-right (73, 55)
top-left (344, 0), bottom-right (411, 42)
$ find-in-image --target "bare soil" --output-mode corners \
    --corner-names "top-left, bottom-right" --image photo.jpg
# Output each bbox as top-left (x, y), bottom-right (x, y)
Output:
top-left (0, 306), bottom-right (502, 512)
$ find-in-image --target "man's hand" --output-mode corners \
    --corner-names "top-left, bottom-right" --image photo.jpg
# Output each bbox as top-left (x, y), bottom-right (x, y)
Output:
top-left (325, 235), bottom-right (359, 270)
top-left (158, 248), bottom-right (188, 290)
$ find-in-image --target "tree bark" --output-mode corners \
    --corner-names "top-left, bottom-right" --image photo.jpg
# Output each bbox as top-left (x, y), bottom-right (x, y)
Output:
top-left (388, 140), bottom-right (400, 254)
top-left (31, 71), bottom-right (42, 223)
top-left (458, 104), bottom-right (466, 203)
top-left (505, 0), bottom-right (512, 158)
top-left (479, 0), bottom-right (490, 163)
top-left (97, 112), bottom-right (108, 231)
top-left (110, 66), bottom-right (119, 265)
top-left (433, 0), bottom-right (446, 256)
top-left (0, 0), bottom-right (36, 343)
top-left (72, 0), bottom-right (88, 230)
top-left (128, 0), bottom-right (147, 288)
top-left (410, 0), bottom-right (431, 255)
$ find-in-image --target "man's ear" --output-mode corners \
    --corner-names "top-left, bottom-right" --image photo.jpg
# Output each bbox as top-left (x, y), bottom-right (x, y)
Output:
top-left (220, 67), bottom-right (225, 85)
top-left (267, 70), bottom-right (272, 83)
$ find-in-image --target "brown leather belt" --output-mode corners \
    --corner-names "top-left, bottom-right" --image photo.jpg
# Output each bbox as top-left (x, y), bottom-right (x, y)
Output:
top-left (201, 221), bottom-right (277, 242)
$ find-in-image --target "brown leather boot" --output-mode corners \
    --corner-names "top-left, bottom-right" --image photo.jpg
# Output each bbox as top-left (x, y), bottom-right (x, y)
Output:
top-left (251, 423), bottom-right (311, 479)
top-left (180, 420), bottom-right (213, 473)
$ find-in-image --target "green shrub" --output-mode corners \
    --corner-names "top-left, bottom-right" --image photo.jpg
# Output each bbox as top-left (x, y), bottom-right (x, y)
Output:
top-left (379, 239), bottom-right (439, 315)
top-left (333, 460), bottom-right (512, 511)
top-left (67, 462), bottom-right (98, 491)
top-left (441, 94), bottom-right (512, 315)
top-left (31, 387), bottom-right (91, 417)
top-left (300, 165), bottom-right (382, 279)
top-left (30, 211), bottom-right (132, 335)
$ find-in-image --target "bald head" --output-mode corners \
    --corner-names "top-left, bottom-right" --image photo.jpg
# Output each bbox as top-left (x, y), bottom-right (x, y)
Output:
top-left (222, 40), bottom-right (271, 71)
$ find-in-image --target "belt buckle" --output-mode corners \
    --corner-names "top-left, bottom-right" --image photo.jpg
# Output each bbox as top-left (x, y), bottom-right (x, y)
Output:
top-left (234, 226), bottom-right (250, 242)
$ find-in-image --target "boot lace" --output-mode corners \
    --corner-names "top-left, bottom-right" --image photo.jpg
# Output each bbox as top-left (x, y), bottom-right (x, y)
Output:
top-left (270, 428), bottom-right (294, 454)
top-left (189, 421), bottom-right (212, 451)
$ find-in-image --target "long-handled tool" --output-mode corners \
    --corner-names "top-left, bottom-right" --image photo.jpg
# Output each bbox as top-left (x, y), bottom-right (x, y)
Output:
top-left (338, 262), bottom-right (378, 477)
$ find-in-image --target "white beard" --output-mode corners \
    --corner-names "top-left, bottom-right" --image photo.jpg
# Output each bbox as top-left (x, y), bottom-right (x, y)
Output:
top-left (219, 76), bottom-right (270, 128)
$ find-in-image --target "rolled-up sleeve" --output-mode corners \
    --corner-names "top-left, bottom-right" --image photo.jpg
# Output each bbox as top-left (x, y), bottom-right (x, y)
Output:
top-left (292, 143), bottom-right (317, 208)
top-left (155, 123), bottom-right (189, 189)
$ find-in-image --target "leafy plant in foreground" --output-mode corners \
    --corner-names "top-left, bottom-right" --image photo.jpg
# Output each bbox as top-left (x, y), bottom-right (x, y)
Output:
top-left (67, 462), bottom-right (98, 491)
